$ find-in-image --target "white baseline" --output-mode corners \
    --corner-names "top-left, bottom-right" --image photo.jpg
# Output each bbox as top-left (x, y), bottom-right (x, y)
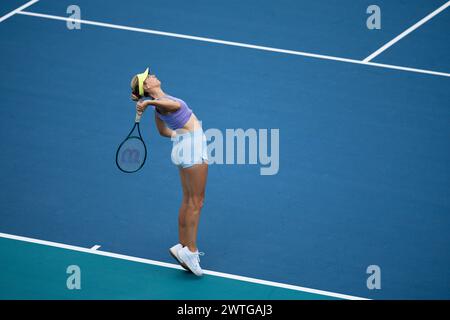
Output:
top-left (16, 10), bottom-right (450, 78)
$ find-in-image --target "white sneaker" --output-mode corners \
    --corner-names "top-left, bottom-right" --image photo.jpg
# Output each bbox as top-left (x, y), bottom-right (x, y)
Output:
top-left (178, 246), bottom-right (205, 276)
top-left (169, 244), bottom-right (189, 271)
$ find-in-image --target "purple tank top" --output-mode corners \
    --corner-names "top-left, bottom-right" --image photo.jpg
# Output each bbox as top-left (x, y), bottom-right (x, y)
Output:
top-left (155, 95), bottom-right (193, 130)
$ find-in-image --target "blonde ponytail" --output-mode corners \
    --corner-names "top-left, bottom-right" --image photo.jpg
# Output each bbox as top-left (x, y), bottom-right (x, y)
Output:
top-left (130, 75), bottom-right (141, 101)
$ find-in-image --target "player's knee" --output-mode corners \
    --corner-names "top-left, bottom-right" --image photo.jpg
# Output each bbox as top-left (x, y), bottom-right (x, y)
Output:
top-left (186, 195), bottom-right (204, 212)
top-left (195, 195), bottom-right (204, 210)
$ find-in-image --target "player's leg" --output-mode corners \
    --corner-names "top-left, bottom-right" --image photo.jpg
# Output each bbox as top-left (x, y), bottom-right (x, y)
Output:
top-left (178, 162), bottom-right (208, 251)
top-left (176, 162), bottom-right (208, 276)
top-left (178, 170), bottom-right (190, 247)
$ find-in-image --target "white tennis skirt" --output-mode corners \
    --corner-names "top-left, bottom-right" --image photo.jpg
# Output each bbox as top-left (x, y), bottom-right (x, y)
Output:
top-left (171, 128), bottom-right (208, 169)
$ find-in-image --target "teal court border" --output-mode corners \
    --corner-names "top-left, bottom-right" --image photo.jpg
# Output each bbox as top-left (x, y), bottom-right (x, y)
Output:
top-left (0, 232), bottom-right (368, 300)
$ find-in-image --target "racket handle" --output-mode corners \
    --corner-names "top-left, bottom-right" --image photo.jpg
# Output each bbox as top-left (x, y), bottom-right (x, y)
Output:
top-left (135, 112), bottom-right (142, 123)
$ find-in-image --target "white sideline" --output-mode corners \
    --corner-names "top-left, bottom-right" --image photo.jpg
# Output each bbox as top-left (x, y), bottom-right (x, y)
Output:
top-left (0, 231), bottom-right (369, 300)
top-left (364, 1), bottom-right (450, 62)
top-left (0, 0), bottom-right (39, 23)
top-left (16, 10), bottom-right (450, 78)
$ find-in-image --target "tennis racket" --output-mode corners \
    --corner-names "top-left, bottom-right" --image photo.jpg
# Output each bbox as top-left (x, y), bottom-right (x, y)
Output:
top-left (115, 112), bottom-right (147, 173)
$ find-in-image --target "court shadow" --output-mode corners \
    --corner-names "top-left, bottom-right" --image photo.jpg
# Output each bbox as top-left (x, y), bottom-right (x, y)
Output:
top-left (173, 269), bottom-right (203, 281)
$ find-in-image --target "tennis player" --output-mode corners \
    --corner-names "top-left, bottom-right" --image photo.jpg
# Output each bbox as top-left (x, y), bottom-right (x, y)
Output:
top-left (130, 67), bottom-right (208, 276)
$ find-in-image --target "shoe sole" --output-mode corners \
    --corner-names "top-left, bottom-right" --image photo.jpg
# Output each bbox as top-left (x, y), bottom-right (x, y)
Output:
top-left (169, 249), bottom-right (190, 272)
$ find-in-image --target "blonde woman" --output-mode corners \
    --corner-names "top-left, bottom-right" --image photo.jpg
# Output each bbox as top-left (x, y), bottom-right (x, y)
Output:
top-left (130, 68), bottom-right (208, 276)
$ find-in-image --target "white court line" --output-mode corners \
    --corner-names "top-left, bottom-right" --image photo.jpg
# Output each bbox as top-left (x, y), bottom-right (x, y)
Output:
top-left (364, 1), bottom-right (450, 62)
top-left (0, 231), bottom-right (369, 300)
top-left (16, 10), bottom-right (450, 78)
top-left (90, 245), bottom-right (101, 250)
top-left (0, 0), bottom-right (39, 23)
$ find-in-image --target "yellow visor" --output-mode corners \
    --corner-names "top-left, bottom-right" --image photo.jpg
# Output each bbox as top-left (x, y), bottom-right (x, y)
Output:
top-left (137, 67), bottom-right (149, 96)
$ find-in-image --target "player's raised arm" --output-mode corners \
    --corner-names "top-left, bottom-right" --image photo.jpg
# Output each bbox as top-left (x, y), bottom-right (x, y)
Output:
top-left (148, 98), bottom-right (181, 113)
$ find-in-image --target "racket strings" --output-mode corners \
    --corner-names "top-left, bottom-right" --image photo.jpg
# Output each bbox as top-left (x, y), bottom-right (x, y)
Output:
top-left (116, 136), bottom-right (147, 173)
